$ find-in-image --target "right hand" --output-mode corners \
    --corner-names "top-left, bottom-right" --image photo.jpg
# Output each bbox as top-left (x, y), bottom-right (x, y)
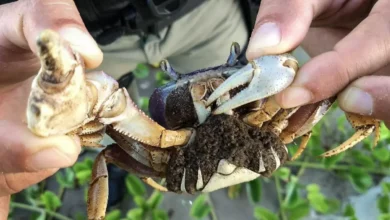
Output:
top-left (0, 0), bottom-right (103, 218)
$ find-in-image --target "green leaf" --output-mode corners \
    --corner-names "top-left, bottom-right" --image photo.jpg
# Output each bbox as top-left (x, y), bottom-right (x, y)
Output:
top-left (373, 147), bottom-right (390, 162)
top-left (139, 97), bottom-right (150, 113)
top-left (382, 182), bottom-right (390, 194)
top-left (134, 196), bottom-right (146, 208)
top-left (253, 207), bottom-right (278, 220)
top-left (247, 178), bottom-right (262, 204)
top-left (350, 151), bottom-right (375, 168)
top-left (379, 213), bottom-right (390, 220)
top-left (155, 70), bottom-right (169, 81)
top-left (287, 200), bottom-right (310, 220)
top-left (125, 175), bottom-right (146, 197)
top-left (152, 209), bottom-right (169, 220)
top-left (343, 204), bottom-right (356, 217)
top-left (73, 158), bottom-right (93, 172)
top-left (308, 135), bottom-right (324, 156)
top-left (126, 208), bottom-right (144, 220)
top-left (306, 184), bottom-right (329, 214)
top-left (228, 184), bottom-right (242, 199)
top-left (190, 194), bottom-right (211, 219)
top-left (134, 63), bottom-right (149, 79)
top-left (274, 167), bottom-right (291, 181)
top-left (306, 184), bottom-right (320, 193)
top-left (307, 193), bottom-right (329, 214)
top-left (282, 176), bottom-right (300, 209)
top-left (39, 191), bottom-right (62, 211)
top-left (73, 158), bottom-right (93, 185)
top-left (377, 194), bottom-right (390, 213)
top-left (106, 209), bottom-right (121, 220)
top-left (348, 167), bottom-right (373, 193)
top-left (326, 198), bottom-right (340, 213)
top-left (56, 168), bottom-right (75, 188)
top-left (147, 192), bottom-right (164, 209)
top-left (380, 123), bottom-right (390, 141)
top-left (75, 170), bottom-right (92, 185)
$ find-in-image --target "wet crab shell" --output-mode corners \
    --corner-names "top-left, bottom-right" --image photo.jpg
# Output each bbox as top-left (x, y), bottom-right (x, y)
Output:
top-left (148, 64), bottom-right (247, 130)
top-left (149, 81), bottom-right (198, 130)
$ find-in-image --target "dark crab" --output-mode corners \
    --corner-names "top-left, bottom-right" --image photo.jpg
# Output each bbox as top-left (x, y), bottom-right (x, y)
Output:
top-left (26, 30), bottom-right (380, 220)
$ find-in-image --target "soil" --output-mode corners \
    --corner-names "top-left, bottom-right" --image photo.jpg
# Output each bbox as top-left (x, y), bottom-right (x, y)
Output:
top-left (166, 114), bottom-right (289, 194)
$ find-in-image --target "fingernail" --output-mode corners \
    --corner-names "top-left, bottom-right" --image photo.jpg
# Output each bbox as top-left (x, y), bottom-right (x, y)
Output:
top-left (27, 147), bottom-right (74, 170)
top-left (280, 86), bottom-right (313, 108)
top-left (58, 27), bottom-right (102, 59)
top-left (247, 22), bottom-right (281, 55)
top-left (339, 86), bottom-right (373, 115)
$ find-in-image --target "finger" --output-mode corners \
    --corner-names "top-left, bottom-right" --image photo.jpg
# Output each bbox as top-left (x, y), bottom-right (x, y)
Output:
top-left (0, 196), bottom-right (10, 219)
top-left (301, 27), bottom-right (348, 57)
top-left (0, 169), bottom-right (57, 197)
top-left (0, 0), bottom-right (102, 68)
top-left (338, 75), bottom-right (390, 123)
top-left (275, 1), bottom-right (390, 108)
top-left (246, 0), bottom-right (331, 60)
top-left (0, 121), bottom-right (81, 173)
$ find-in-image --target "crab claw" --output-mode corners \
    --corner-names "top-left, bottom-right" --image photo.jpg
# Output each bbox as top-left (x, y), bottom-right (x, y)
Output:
top-left (206, 54), bottom-right (298, 114)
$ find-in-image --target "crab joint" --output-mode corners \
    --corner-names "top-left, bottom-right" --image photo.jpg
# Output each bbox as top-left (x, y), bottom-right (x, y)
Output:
top-left (36, 30), bottom-right (81, 94)
top-left (99, 88), bottom-right (193, 148)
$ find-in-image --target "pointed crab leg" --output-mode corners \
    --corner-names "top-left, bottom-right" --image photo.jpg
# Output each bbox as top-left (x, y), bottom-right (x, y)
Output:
top-left (141, 177), bottom-right (168, 192)
top-left (88, 144), bottom-right (164, 220)
top-left (98, 87), bottom-right (193, 148)
top-left (206, 54), bottom-right (298, 114)
top-left (277, 99), bottom-right (335, 160)
top-left (290, 132), bottom-right (312, 161)
top-left (320, 113), bottom-right (380, 157)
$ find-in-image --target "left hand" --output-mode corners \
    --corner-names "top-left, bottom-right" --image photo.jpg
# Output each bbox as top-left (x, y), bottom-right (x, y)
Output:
top-left (247, 0), bottom-right (390, 127)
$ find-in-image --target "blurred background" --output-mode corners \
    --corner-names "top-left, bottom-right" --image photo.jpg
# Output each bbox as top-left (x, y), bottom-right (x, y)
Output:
top-left (7, 48), bottom-right (390, 220)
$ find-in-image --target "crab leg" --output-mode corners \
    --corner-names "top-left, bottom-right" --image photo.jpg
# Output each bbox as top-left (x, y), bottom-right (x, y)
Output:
top-left (206, 54), bottom-right (298, 114)
top-left (280, 99), bottom-right (335, 144)
top-left (243, 98), bottom-right (281, 127)
top-left (98, 88), bottom-right (193, 148)
top-left (88, 144), bottom-right (164, 220)
top-left (290, 132), bottom-right (312, 161)
top-left (320, 113), bottom-right (380, 157)
top-left (267, 107), bottom-right (300, 135)
top-left (140, 177), bottom-right (168, 192)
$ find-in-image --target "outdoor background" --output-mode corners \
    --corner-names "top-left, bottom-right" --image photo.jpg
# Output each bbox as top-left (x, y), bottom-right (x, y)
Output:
top-left (7, 48), bottom-right (390, 220)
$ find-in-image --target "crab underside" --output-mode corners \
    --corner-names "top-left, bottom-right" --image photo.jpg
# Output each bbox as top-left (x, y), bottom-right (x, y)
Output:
top-left (25, 30), bottom-right (381, 220)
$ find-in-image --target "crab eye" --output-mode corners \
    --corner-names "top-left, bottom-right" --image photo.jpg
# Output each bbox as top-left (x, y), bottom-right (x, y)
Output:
top-left (149, 82), bottom-right (198, 129)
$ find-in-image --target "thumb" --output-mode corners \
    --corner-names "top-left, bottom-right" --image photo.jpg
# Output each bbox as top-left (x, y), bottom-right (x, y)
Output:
top-left (338, 75), bottom-right (390, 126)
top-left (0, 121), bottom-right (81, 173)
top-left (1, 0), bottom-right (102, 68)
top-left (246, 0), bottom-right (329, 60)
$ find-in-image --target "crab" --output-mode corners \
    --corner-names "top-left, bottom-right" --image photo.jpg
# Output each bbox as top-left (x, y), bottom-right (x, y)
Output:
top-left (25, 30), bottom-right (380, 219)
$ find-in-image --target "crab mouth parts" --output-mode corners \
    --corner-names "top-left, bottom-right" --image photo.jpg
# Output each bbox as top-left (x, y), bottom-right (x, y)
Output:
top-left (38, 68), bottom-right (76, 93)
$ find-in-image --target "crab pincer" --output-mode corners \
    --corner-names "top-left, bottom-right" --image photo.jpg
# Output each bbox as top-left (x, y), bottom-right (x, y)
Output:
top-left (206, 54), bottom-right (298, 114)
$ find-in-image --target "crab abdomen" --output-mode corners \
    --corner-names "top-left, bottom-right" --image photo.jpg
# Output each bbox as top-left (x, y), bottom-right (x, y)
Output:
top-left (165, 114), bottom-right (289, 194)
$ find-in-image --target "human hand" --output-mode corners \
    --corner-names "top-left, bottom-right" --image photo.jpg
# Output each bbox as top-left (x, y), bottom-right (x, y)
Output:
top-left (0, 0), bottom-right (103, 218)
top-left (247, 0), bottom-right (390, 126)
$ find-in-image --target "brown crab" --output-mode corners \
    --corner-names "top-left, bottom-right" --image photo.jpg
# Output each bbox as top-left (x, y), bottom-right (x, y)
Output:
top-left (25, 30), bottom-right (380, 219)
